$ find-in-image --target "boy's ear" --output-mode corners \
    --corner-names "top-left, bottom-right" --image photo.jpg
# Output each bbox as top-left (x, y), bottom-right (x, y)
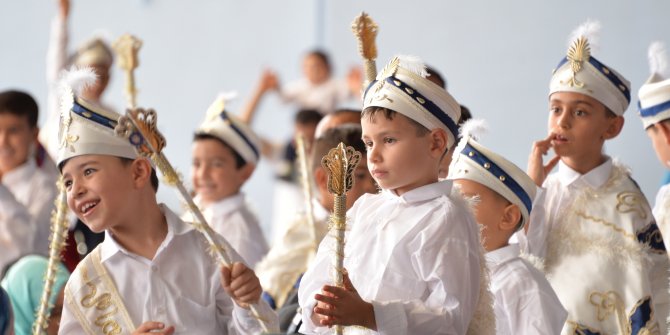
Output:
top-left (130, 158), bottom-right (153, 190)
top-left (314, 167), bottom-right (328, 192)
top-left (603, 115), bottom-right (625, 140)
top-left (499, 203), bottom-right (521, 232)
top-left (429, 129), bottom-right (448, 158)
top-left (657, 122), bottom-right (670, 145)
top-left (239, 163), bottom-right (255, 182)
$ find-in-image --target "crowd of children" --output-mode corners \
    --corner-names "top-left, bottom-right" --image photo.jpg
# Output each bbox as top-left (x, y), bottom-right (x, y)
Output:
top-left (1, 3), bottom-right (670, 334)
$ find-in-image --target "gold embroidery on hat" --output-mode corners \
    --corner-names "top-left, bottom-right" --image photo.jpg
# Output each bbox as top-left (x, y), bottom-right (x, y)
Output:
top-left (563, 36), bottom-right (591, 88)
top-left (602, 67), bottom-right (610, 74)
top-left (82, 111), bottom-right (92, 118)
top-left (416, 97), bottom-right (425, 104)
top-left (483, 162), bottom-right (491, 169)
top-left (393, 80), bottom-right (401, 86)
top-left (371, 57), bottom-right (400, 95)
top-left (59, 113), bottom-right (79, 152)
top-left (373, 94), bottom-right (393, 103)
top-left (404, 87), bottom-right (414, 95)
top-left (619, 84), bottom-right (627, 92)
top-left (499, 175), bottom-right (506, 182)
top-left (468, 151), bottom-right (475, 157)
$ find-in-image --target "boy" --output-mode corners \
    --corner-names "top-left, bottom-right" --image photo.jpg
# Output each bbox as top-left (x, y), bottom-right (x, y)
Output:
top-left (0, 90), bottom-right (57, 273)
top-left (256, 124), bottom-right (376, 311)
top-left (56, 70), bottom-right (277, 334)
top-left (523, 22), bottom-right (670, 334)
top-left (448, 122), bottom-right (566, 334)
top-left (638, 41), bottom-right (670, 248)
top-left (298, 56), bottom-right (486, 334)
top-left (188, 94), bottom-right (268, 268)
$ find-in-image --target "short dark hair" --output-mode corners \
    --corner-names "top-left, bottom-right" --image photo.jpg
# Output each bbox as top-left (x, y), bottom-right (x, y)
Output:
top-left (458, 105), bottom-right (472, 125)
top-left (425, 66), bottom-right (446, 89)
top-left (119, 157), bottom-right (159, 192)
top-left (311, 124), bottom-right (366, 172)
top-left (0, 90), bottom-right (39, 128)
top-left (361, 106), bottom-right (429, 136)
top-left (307, 49), bottom-right (332, 73)
top-left (295, 109), bottom-right (324, 125)
top-left (193, 133), bottom-right (246, 169)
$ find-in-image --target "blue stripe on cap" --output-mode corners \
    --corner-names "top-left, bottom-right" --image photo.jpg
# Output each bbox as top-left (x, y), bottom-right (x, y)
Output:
top-left (462, 143), bottom-right (533, 214)
top-left (639, 99), bottom-right (670, 118)
top-left (219, 111), bottom-right (259, 161)
top-left (72, 99), bottom-right (117, 129)
top-left (553, 56), bottom-right (631, 103)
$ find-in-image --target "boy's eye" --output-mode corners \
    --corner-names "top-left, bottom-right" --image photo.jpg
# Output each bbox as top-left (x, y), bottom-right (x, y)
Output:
top-left (363, 141), bottom-right (373, 150)
top-left (83, 168), bottom-right (95, 176)
top-left (550, 107), bottom-right (560, 114)
top-left (63, 180), bottom-right (73, 188)
top-left (383, 137), bottom-right (396, 144)
top-left (574, 109), bottom-right (587, 117)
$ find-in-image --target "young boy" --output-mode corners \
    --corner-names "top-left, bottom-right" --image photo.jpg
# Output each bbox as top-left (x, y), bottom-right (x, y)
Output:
top-left (56, 71), bottom-right (277, 334)
top-left (298, 56), bottom-right (486, 334)
top-left (448, 123), bottom-right (566, 334)
top-left (638, 41), bottom-right (670, 249)
top-left (256, 124), bottom-right (376, 309)
top-left (523, 22), bottom-right (670, 334)
top-left (188, 94), bottom-right (268, 268)
top-left (0, 90), bottom-right (57, 273)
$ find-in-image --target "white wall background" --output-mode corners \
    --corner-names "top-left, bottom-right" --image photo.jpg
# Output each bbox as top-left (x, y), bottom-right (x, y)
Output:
top-left (2, 0), bottom-right (668, 241)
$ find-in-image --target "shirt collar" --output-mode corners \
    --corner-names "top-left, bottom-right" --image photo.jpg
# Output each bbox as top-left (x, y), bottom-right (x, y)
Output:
top-left (312, 198), bottom-right (330, 222)
top-left (199, 193), bottom-right (246, 217)
top-left (100, 204), bottom-right (194, 262)
top-left (1, 159), bottom-right (36, 187)
top-left (485, 243), bottom-right (520, 269)
top-left (382, 180), bottom-right (453, 204)
top-left (556, 157), bottom-right (612, 188)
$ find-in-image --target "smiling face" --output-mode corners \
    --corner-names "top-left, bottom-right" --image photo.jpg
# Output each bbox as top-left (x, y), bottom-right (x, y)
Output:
top-left (62, 155), bottom-right (136, 233)
top-left (547, 92), bottom-right (623, 173)
top-left (362, 111), bottom-right (444, 195)
top-left (0, 113), bottom-right (36, 175)
top-left (191, 138), bottom-right (253, 206)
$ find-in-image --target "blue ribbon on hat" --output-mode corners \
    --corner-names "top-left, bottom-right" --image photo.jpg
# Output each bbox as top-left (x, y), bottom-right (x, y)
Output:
top-left (638, 99), bottom-right (670, 118)
top-left (219, 111), bottom-right (259, 161)
top-left (72, 99), bottom-right (117, 130)
top-left (462, 143), bottom-right (532, 214)
top-left (364, 76), bottom-right (460, 141)
top-left (555, 56), bottom-right (631, 104)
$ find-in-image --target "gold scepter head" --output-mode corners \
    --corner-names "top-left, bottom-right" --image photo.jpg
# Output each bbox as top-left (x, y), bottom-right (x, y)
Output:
top-left (351, 12), bottom-right (379, 87)
top-left (113, 34), bottom-right (143, 108)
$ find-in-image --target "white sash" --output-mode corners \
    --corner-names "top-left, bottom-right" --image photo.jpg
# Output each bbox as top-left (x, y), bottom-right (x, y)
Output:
top-left (64, 246), bottom-right (135, 335)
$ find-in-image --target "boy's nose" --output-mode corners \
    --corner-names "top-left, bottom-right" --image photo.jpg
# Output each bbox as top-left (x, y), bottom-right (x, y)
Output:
top-left (556, 112), bottom-right (571, 129)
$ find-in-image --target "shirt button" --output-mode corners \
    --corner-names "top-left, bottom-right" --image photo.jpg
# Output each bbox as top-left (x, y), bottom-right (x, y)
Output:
top-left (157, 307), bottom-right (165, 314)
top-left (151, 265), bottom-right (158, 272)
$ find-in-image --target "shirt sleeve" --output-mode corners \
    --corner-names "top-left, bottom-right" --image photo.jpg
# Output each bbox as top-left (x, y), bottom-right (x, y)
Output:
top-left (517, 187), bottom-right (550, 259)
top-left (0, 184), bottom-right (36, 265)
top-left (58, 284), bottom-right (88, 335)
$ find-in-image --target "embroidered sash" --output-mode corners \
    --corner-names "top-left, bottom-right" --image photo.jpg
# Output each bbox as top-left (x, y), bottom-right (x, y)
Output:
top-left (64, 246), bottom-right (135, 335)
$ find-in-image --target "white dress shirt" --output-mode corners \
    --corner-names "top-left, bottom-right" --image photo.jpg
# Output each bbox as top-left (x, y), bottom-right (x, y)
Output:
top-left (0, 159), bottom-right (56, 272)
top-left (188, 193), bottom-right (268, 268)
top-left (299, 181), bottom-right (481, 335)
top-left (281, 78), bottom-right (356, 115)
top-left (59, 205), bottom-right (277, 335)
top-left (653, 183), bottom-right (670, 250)
top-left (519, 158), bottom-right (670, 334)
top-left (487, 244), bottom-right (566, 335)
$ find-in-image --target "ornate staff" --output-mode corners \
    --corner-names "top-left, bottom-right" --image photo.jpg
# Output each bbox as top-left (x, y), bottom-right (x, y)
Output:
top-left (113, 35), bottom-right (277, 334)
top-left (321, 143), bottom-right (361, 335)
top-left (351, 12), bottom-right (379, 88)
top-left (295, 133), bottom-right (319, 254)
top-left (32, 179), bottom-right (70, 335)
top-left (112, 34), bottom-right (143, 108)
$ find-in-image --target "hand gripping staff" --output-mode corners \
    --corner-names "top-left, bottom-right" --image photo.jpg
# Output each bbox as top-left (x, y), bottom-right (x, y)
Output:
top-left (321, 143), bottom-right (361, 335)
top-left (112, 34), bottom-right (277, 334)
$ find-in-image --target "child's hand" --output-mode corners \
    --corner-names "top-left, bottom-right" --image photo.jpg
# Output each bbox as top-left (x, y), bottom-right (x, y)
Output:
top-left (259, 70), bottom-right (279, 92)
top-left (313, 270), bottom-right (377, 330)
top-left (220, 262), bottom-right (262, 309)
top-left (132, 321), bottom-right (174, 335)
top-left (527, 133), bottom-right (560, 186)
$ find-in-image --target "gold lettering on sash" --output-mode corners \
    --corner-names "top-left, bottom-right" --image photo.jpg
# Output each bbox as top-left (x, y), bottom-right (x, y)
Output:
top-left (79, 267), bottom-right (123, 335)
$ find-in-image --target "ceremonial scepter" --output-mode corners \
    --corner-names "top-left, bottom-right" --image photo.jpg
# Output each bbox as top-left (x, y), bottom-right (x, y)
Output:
top-left (113, 35), bottom-right (277, 334)
top-left (32, 179), bottom-right (70, 335)
top-left (351, 12), bottom-right (379, 88)
top-left (295, 133), bottom-right (319, 254)
top-left (322, 143), bottom-right (361, 335)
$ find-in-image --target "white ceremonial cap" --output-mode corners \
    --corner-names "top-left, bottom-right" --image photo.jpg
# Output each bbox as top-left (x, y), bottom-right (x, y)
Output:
top-left (638, 42), bottom-right (670, 129)
top-left (196, 93), bottom-right (261, 165)
top-left (56, 68), bottom-right (137, 168)
top-left (363, 55), bottom-right (461, 147)
top-left (550, 20), bottom-right (631, 116)
top-left (447, 119), bottom-right (537, 230)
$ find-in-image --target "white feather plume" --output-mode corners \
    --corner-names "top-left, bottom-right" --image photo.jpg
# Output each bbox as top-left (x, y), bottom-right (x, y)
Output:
top-left (59, 66), bottom-right (98, 96)
top-left (396, 54), bottom-right (427, 78)
top-left (648, 41), bottom-right (669, 79)
top-left (460, 118), bottom-right (488, 141)
top-left (567, 19), bottom-right (601, 51)
top-left (216, 91), bottom-right (239, 104)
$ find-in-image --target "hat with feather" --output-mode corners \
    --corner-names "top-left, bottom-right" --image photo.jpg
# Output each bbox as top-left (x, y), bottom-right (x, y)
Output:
top-left (550, 20), bottom-right (631, 116)
top-left (638, 42), bottom-right (670, 129)
top-left (362, 55), bottom-right (461, 147)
